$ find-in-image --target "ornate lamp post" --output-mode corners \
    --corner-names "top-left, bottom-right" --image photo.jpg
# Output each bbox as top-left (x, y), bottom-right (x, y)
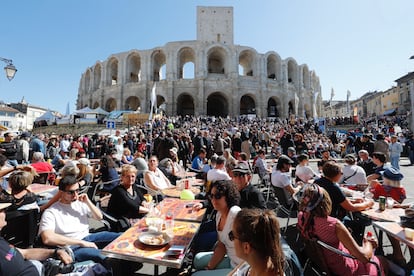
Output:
top-left (0, 57), bottom-right (17, 81)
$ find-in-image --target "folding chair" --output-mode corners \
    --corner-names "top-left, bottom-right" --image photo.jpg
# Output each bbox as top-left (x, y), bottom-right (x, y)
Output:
top-left (272, 186), bottom-right (297, 235)
top-left (1, 208), bottom-right (40, 248)
top-left (302, 238), bottom-right (382, 276)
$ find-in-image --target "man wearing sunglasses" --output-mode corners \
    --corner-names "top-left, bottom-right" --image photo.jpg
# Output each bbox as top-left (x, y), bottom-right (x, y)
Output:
top-left (39, 175), bottom-right (120, 266)
top-left (232, 162), bottom-right (266, 209)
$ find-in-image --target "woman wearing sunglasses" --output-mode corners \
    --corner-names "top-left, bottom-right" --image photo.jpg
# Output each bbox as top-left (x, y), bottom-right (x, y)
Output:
top-left (229, 208), bottom-right (285, 276)
top-left (192, 180), bottom-right (242, 275)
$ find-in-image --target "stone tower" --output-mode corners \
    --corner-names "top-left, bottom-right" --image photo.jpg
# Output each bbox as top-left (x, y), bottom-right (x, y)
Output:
top-left (197, 6), bottom-right (233, 45)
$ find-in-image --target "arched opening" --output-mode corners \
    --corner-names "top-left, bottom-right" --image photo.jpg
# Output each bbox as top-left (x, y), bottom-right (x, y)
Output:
top-left (93, 64), bottom-right (101, 90)
top-left (152, 50), bottom-right (166, 81)
top-left (105, 98), bottom-right (117, 112)
top-left (288, 101), bottom-right (294, 115)
top-left (207, 47), bottom-right (226, 74)
top-left (239, 50), bottom-right (255, 76)
top-left (302, 65), bottom-right (310, 88)
top-left (127, 53), bottom-right (141, 83)
top-left (287, 60), bottom-right (297, 84)
top-left (267, 98), bottom-right (280, 117)
top-left (93, 102), bottom-right (100, 109)
top-left (240, 95), bottom-right (256, 115)
top-left (207, 92), bottom-right (228, 117)
top-left (176, 94), bottom-right (195, 116)
top-left (304, 103), bottom-right (311, 119)
top-left (267, 54), bottom-right (281, 80)
top-left (106, 58), bottom-right (119, 86)
top-left (178, 47), bottom-right (195, 79)
top-left (125, 96), bottom-right (140, 111)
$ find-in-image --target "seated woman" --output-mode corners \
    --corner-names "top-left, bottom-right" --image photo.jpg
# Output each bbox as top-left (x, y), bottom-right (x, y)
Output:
top-left (121, 148), bottom-right (134, 165)
top-left (107, 164), bottom-right (149, 226)
top-left (76, 158), bottom-right (93, 191)
top-left (143, 156), bottom-right (173, 194)
top-left (158, 147), bottom-right (185, 185)
top-left (192, 180), bottom-right (242, 275)
top-left (295, 153), bottom-right (320, 184)
top-left (229, 208), bottom-right (285, 276)
top-left (94, 155), bottom-right (120, 193)
top-left (297, 184), bottom-right (388, 275)
top-left (1, 170), bottom-right (39, 211)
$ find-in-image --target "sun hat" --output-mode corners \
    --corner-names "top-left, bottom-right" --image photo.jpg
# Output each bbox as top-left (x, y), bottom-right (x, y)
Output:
top-left (232, 162), bottom-right (251, 174)
top-left (382, 167), bottom-right (403, 181)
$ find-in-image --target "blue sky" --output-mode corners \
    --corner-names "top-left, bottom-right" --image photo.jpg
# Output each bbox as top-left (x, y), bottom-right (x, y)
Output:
top-left (1, 0), bottom-right (413, 114)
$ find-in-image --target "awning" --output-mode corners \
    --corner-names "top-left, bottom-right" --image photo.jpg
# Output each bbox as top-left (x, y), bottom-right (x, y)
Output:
top-left (383, 108), bottom-right (396, 116)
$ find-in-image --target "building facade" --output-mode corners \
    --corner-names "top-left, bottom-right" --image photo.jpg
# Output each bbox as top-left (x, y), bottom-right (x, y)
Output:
top-left (76, 6), bottom-right (322, 119)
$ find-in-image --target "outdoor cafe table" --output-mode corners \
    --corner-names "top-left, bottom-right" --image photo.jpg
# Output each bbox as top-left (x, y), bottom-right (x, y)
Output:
top-left (161, 186), bottom-right (201, 198)
top-left (372, 221), bottom-right (414, 250)
top-left (157, 198), bottom-right (207, 223)
top-left (102, 218), bottom-right (201, 275)
top-left (361, 202), bottom-right (405, 255)
top-left (175, 171), bottom-right (197, 179)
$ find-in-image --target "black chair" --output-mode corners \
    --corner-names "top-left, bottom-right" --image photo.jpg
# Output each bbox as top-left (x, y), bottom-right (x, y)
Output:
top-left (33, 172), bottom-right (50, 184)
top-left (272, 186), bottom-right (297, 235)
top-left (1, 208), bottom-right (39, 248)
top-left (302, 238), bottom-right (382, 276)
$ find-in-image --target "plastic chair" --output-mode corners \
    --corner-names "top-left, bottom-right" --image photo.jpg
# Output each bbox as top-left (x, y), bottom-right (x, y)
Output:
top-left (302, 238), bottom-right (382, 276)
top-left (1, 208), bottom-right (40, 248)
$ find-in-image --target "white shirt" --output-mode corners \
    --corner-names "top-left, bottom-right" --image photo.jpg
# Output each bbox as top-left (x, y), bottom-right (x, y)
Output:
top-left (144, 168), bottom-right (170, 192)
top-left (340, 164), bottom-right (367, 185)
top-left (39, 200), bottom-right (91, 240)
top-left (216, 205), bottom-right (243, 268)
top-left (207, 168), bottom-right (231, 182)
top-left (296, 164), bottom-right (319, 183)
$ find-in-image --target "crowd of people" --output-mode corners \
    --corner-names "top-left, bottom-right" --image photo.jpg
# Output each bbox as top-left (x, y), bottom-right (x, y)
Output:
top-left (0, 113), bottom-right (412, 275)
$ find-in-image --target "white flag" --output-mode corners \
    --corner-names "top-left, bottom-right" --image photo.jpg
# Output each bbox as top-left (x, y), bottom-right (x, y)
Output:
top-left (149, 83), bottom-right (157, 120)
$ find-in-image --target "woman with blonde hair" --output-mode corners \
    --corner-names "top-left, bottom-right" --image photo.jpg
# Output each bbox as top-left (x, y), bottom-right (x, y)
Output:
top-left (297, 184), bottom-right (388, 275)
top-left (229, 208), bottom-right (285, 276)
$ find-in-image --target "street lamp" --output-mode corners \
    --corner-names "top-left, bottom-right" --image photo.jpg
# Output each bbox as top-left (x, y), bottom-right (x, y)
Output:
top-left (0, 57), bottom-right (17, 81)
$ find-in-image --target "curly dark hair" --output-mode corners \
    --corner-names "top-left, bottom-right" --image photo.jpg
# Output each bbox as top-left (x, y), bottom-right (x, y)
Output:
top-left (101, 155), bottom-right (116, 169)
top-left (209, 180), bottom-right (240, 208)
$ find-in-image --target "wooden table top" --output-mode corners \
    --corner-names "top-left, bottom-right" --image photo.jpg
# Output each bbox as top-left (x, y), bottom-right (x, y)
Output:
top-left (361, 202), bottom-right (405, 222)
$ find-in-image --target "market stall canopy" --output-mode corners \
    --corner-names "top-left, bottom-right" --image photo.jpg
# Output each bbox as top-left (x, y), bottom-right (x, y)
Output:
top-left (34, 110), bottom-right (57, 122)
top-left (92, 107), bottom-right (109, 115)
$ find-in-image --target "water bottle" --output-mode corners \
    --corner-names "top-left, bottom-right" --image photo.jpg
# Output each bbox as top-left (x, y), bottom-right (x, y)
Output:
top-left (165, 212), bottom-right (174, 237)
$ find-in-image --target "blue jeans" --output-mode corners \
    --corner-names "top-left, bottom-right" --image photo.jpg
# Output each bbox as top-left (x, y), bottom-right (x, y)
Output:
top-left (71, 231), bottom-right (120, 264)
top-left (409, 150), bottom-right (414, 165)
top-left (390, 156), bottom-right (400, 169)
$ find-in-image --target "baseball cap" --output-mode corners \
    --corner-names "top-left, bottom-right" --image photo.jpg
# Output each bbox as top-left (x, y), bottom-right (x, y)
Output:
top-left (78, 158), bottom-right (90, 166)
top-left (232, 162), bottom-right (251, 174)
top-left (278, 155), bottom-right (294, 165)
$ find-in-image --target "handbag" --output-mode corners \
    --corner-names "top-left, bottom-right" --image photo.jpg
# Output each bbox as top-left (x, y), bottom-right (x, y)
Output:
top-left (43, 247), bottom-right (75, 276)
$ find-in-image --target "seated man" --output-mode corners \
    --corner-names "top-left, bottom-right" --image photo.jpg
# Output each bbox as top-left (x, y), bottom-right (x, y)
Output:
top-left (39, 175), bottom-right (120, 265)
top-left (0, 202), bottom-right (72, 275)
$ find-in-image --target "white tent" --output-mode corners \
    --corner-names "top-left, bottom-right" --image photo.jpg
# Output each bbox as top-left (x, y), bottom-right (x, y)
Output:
top-left (34, 110), bottom-right (57, 126)
top-left (92, 107), bottom-right (109, 115)
top-left (75, 106), bottom-right (94, 114)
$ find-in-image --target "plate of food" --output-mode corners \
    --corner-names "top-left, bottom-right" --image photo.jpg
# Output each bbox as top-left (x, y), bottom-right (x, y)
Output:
top-left (138, 232), bottom-right (170, 246)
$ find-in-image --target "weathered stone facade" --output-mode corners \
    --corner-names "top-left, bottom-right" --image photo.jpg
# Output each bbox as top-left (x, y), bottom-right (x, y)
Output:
top-left (77, 6), bottom-right (322, 119)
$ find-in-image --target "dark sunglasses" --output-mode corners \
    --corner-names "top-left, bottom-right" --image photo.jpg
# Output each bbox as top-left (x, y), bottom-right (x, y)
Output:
top-left (233, 172), bottom-right (246, 177)
top-left (65, 189), bottom-right (80, 195)
top-left (208, 192), bottom-right (224, 200)
top-left (228, 230), bottom-right (237, 241)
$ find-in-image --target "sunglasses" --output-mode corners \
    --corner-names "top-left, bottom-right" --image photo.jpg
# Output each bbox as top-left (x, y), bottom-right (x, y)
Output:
top-left (233, 172), bottom-right (246, 177)
top-left (65, 189), bottom-right (80, 195)
top-left (228, 230), bottom-right (238, 241)
top-left (208, 192), bottom-right (224, 200)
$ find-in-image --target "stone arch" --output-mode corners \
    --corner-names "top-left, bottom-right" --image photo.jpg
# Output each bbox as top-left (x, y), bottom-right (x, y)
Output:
top-left (125, 96), bottom-right (140, 110)
top-left (267, 97), bottom-right (281, 117)
top-left (105, 98), bottom-right (117, 112)
top-left (287, 59), bottom-right (298, 84)
top-left (93, 102), bottom-right (100, 109)
top-left (177, 47), bottom-right (195, 79)
top-left (93, 63), bottom-right (101, 90)
top-left (240, 95), bottom-right (256, 115)
top-left (207, 46), bottom-right (227, 74)
top-left (238, 49), bottom-right (255, 76)
top-left (84, 69), bottom-right (91, 92)
top-left (126, 53), bottom-right (141, 83)
top-left (302, 65), bottom-right (310, 88)
top-left (106, 57), bottom-right (119, 86)
top-left (288, 100), bottom-right (295, 115)
top-left (266, 53), bottom-right (282, 80)
top-left (151, 50), bottom-right (166, 81)
top-left (176, 93), bottom-right (195, 116)
top-left (304, 103), bottom-right (311, 118)
top-left (207, 92), bottom-right (229, 117)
